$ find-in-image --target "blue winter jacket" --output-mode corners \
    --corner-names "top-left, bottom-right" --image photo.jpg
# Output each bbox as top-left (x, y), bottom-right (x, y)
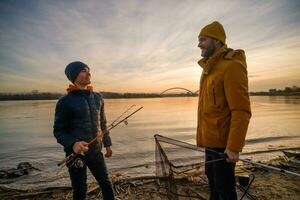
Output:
top-left (53, 89), bottom-right (112, 154)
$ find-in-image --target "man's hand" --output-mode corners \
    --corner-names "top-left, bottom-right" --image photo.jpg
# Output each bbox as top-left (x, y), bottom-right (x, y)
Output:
top-left (105, 146), bottom-right (112, 158)
top-left (73, 141), bottom-right (89, 154)
top-left (225, 148), bottom-right (239, 163)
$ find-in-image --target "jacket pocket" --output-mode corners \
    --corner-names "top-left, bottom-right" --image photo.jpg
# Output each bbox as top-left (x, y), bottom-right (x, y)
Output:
top-left (209, 79), bottom-right (225, 110)
top-left (202, 113), bottom-right (220, 145)
top-left (208, 80), bottom-right (216, 107)
top-left (217, 115), bottom-right (231, 142)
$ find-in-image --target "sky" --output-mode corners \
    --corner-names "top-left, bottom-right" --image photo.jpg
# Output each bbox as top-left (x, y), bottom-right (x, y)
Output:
top-left (0, 0), bottom-right (300, 93)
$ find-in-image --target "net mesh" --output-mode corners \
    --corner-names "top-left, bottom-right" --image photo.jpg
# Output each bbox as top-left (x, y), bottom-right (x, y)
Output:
top-left (155, 134), bottom-right (209, 199)
top-left (154, 134), bottom-right (256, 200)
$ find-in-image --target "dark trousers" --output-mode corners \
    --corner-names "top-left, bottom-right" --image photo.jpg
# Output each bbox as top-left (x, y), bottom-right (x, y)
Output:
top-left (205, 148), bottom-right (237, 200)
top-left (68, 144), bottom-right (115, 200)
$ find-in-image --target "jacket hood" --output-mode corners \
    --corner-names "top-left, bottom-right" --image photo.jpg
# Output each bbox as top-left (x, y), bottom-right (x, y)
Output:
top-left (198, 45), bottom-right (247, 74)
top-left (223, 49), bottom-right (247, 69)
top-left (66, 84), bottom-right (93, 93)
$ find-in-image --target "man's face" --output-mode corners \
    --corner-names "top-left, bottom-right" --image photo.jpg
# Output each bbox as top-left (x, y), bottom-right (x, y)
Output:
top-left (74, 67), bottom-right (91, 86)
top-left (198, 36), bottom-right (217, 58)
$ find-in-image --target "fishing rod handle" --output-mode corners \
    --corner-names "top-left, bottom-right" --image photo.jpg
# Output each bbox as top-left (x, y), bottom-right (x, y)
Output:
top-left (57, 156), bottom-right (69, 166)
top-left (57, 153), bottom-right (74, 166)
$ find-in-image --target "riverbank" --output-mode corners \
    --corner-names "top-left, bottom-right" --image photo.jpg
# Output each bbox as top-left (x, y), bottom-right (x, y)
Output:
top-left (1, 91), bottom-right (300, 101)
top-left (1, 155), bottom-right (299, 200)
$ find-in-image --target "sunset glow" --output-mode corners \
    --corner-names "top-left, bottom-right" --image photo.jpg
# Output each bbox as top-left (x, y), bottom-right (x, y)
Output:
top-left (0, 0), bottom-right (299, 93)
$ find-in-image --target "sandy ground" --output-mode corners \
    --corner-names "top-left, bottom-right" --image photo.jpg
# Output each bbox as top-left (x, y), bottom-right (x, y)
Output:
top-left (0, 156), bottom-right (299, 200)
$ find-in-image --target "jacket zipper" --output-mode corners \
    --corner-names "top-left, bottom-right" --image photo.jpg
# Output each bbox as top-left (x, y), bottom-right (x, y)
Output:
top-left (86, 95), bottom-right (94, 134)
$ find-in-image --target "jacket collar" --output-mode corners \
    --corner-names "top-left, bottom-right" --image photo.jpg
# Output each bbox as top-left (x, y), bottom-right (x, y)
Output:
top-left (198, 45), bottom-right (227, 75)
top-left (66, 84), bottom-right (93, 93)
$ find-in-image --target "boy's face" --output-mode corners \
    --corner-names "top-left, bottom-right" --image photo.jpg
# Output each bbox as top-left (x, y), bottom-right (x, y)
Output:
top-left (74, 67), bottom-right (91, 86)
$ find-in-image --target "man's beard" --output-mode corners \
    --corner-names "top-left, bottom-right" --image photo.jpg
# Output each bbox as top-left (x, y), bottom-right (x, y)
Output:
top-left (203, 43), bottom-right (216, 59)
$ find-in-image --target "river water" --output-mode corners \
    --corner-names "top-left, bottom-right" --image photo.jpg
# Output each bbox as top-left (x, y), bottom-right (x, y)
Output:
top-left (0, 96), bottom-right (299, 189)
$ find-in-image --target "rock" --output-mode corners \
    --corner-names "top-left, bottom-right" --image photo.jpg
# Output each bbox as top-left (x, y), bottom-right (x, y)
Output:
top-left (0, 162), bottom-right (39, 179)
top-left (0, 170), bottom-right (8, 178)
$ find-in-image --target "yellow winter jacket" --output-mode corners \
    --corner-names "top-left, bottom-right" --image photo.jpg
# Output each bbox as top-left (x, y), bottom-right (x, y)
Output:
top-left (197, 45), bottom-right (251, 152)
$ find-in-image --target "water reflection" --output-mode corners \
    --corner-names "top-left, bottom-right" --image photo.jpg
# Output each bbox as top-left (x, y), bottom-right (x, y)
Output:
top-left (252, 95), bottom-right (300, 104)
top-left (0, 96), bottom-right (299, 189)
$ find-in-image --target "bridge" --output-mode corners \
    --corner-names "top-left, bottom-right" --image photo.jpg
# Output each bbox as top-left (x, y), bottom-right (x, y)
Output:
top-left (159, 87), bottom-right (199, 95)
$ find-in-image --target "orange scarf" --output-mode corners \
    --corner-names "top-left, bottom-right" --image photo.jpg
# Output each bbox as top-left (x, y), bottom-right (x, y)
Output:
top-left (66, 84), bottom-right (93, 93)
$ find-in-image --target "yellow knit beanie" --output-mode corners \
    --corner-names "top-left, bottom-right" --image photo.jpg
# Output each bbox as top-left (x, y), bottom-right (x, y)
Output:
top-left (199, 21), bottom-right (226, 44)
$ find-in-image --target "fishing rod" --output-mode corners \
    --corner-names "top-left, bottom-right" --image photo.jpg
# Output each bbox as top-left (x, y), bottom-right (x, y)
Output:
top-left (239, 158), bottom-right (300, 177)
top-left (154, 134), bottom-right (300, 178)
top-left (58, 105), bottom-right (143, 167)
top-left (109, 104), bottom-right (136, 127)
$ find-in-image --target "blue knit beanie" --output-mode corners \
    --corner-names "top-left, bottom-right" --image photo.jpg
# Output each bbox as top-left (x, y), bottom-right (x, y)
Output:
top-left (65, 61), bottom-right (88, 83)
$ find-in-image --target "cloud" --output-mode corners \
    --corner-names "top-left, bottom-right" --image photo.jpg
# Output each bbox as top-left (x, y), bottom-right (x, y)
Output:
top-left (0, 0), bottom-right (300, 93)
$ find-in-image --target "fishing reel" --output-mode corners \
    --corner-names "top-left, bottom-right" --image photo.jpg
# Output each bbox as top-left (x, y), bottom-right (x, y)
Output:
top-left (72, 158), bottom-right (84, 168)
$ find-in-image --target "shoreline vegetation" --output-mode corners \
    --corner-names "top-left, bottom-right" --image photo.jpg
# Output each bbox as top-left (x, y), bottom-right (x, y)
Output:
top-left (0, 86), bottom-right (299, 101)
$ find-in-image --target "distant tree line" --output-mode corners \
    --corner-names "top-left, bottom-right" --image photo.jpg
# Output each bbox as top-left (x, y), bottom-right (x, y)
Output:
top-left (250, 86), bottom-right (300, 96)
top-left (100, 91), bottom-right (197, 98)
top-left (0, 92), bottom-right (63, 101)
top-left (0, 91), bottom-right (197, 101)
top-left (100, 92), bottom-right (160, 98)
top-left (1, 86), bottom-right (298, 101)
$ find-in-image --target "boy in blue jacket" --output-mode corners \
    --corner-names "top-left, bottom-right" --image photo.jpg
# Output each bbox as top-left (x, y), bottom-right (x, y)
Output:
top-left (53, 61), bottom-right (115, 200)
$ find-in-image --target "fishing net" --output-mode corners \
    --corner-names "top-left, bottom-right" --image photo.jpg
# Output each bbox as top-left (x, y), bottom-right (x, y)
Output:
top-left (154, 134), bottom-right (256, 200)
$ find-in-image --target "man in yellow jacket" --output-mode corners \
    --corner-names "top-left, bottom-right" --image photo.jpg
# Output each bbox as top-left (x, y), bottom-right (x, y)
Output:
top-left (197, 21), bottom-right (251, 199)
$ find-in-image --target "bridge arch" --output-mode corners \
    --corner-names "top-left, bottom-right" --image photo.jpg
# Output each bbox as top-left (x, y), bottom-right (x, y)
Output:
top-left (160, 87), bottom-right (195, 95)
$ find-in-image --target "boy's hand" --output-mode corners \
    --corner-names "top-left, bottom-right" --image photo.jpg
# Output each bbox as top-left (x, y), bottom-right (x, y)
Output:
top-left (73, 141), bottom-right (89, 154)
top-left (105, 146), bottom-right (112, 157)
